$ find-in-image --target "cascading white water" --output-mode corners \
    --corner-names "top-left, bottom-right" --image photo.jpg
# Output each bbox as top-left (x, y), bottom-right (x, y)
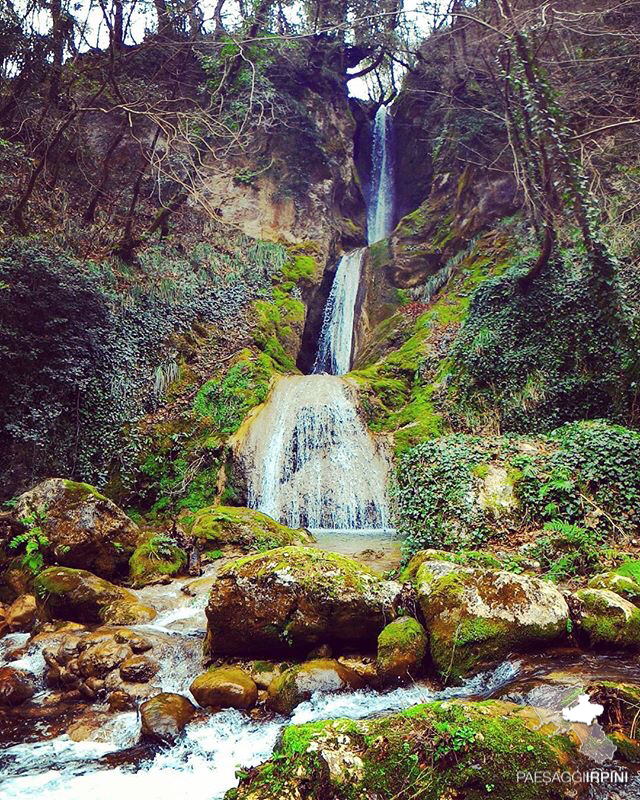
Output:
top-left (367, 104), bottom-right (395, 245)
top-left (241, 374), bottom-right (391, 531)
top-left (312, 247), bottom-right (365, 376)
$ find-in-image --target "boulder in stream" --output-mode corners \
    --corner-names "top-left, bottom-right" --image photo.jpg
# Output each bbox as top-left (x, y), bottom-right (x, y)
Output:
top-left (417, 562), bottom-right (569, 682)
top-left (0, 666), bottom-right (36, 706)
top-left (375, 616), bottom-right (428, 684)
top-left (588, 569), bottom-right (640, 606)
top-left (34, 566), bottom-right (156, 625)
top-left (185, 505), bottom-right (313, 552)
top-left (205, 546), bottom-right (403, 657)
top-left (4, 593), bottom-right (37, 631)
top-left (12, 479), bottom-right (140, 578)
top-left (573, 588), bottom-right (640, 649)
top-left (231, 699), bottom-right (582, 799)
top-left (190, 666), bottom-right (258, 710)
top-left (140, 692), bottom-right (196, 743)
top-left (267, 659), bottom-right (364, 715)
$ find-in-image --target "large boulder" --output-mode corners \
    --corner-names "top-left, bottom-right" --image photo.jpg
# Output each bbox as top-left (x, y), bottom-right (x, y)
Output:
top-left (0, 666), bottom-right (35, 706)
top-left (190, 667), bottom-right (257, 710)
top-left (267, 659), bottom-right (364, 715)
top-left (185, 505), bottom-right (313, 551)
top-left (417, 562), bottom-right (569, 682)
top-left (376, 616), bottom-right (428, 684)
top-left (13, 479), bottom-right (140, 578)
top-left (573, 589), bottom-right (640, 650)
top-left (34, 567), bottom-right (156, 625)
top-left (231, 699), bottom-right (581, 800)
top-left (140, 693), bottom-right (196, 743)
top-left (205, 547), bottom-right (403, 657)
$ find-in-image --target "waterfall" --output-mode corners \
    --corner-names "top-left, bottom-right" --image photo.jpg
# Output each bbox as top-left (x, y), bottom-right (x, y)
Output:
top-left (367, 104), bottom-right (395, 245)
top-left (239, 104), bottom-right (398, 533)
top-left (241, 374), bottom-right (391, 531)
top-left (312, 247), bottom-right (365, 376)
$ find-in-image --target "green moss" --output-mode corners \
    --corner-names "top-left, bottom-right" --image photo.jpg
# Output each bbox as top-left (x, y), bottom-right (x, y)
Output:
top-left (193, 349), bottom-right (275, 433)
top-left (62, 480), bottom-right (108, 502)
top-left (378, 616), bottom-right (425, 651)
top-left (129, 536), bottom-right (187, 587)
top-left (234, 700), bottom-right (578, 800)
top-left (186, 505), bottom-right (310, 551)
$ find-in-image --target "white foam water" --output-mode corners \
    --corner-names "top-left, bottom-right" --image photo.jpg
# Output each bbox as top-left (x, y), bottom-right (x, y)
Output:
top-left (0, 661), bottom-right (522, 800)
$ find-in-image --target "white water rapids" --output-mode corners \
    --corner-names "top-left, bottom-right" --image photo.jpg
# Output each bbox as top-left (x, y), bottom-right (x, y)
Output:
top-left (0, 652), bottom-right (522, 800)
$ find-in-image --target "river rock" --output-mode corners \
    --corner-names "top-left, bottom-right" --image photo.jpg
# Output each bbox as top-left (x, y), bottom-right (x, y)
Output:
top-left (186, 505), bottom-right (313, 552)
top-left (77, 639), bottom-right (132, 678)
top-left (0, 666), bottom-right (35, 706)
top-left (140, 692), bottom-right (196, 743)
top-left (4, 594), bottom-right (37, 631)
top-left (232, 699), bottom-right (581, 799)
top-left (376, 616), bottom-right (428, 684)
top-left (267, 659), bottom-right (364, 715)
top-left (588, 571), bottom-right (640, 606)
top-left (573, 588), bottom-right (640, 649)
top-left (190, 667), bottom-right (257, 710)
top-left (417, 562), bottom-right (569, 681)
top-left (119, 655), bottom-right (159, 683)
top-left (34, 567), bottom-right (156, 624)
top-left (205, 547), bottom-right (403, 657)
top-left (13, 478), bottom-right (140, 578)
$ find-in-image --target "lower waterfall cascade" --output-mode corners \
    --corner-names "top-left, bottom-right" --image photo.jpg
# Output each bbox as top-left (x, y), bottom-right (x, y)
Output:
top-left (240, 373), bottom-right (391, 532)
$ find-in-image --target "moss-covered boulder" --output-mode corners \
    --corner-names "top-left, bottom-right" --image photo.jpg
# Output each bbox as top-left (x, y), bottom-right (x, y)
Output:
top-left (588, 571), bottom-right (640, 606)
top-left (129, 536), bottom-right (187, 588)
top-left (417, 563), bottom-right (569, 682)
top-left (398, 548), bottom-right (501, 584)
top-left (573, 589), bottom-right (640, 650)
top-left (229, 699), bottom-right (580, 800)
top-left (34, 567), bottom-right (156, 625)
top-left (186, 505), bottom-right (312, 552)
top-left (376, 616), bottom-right (428, 684)
top-left (190, 667), bottom-right (258, 710)
top-left (12, 479), bottom-right (140, 578)
top-left (140, 692), bottom-right (196, 743)
top-left (205, 547), bottom-right (403, 657)
top-left (267, 659), bottom-right (364, 715)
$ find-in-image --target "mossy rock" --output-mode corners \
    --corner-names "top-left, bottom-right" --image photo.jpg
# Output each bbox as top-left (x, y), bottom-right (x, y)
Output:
top-left (205, 547), bottom-right (403, 657)
top-left (129, 536), bottom-right (187, 587)
top-left (12, 478), bottom-right (140, 579)
top-left (190, 667), bottom-right (257, 710)
top-left (34, 566), bottom-right (156, 624)
top-left (185, 505), bottom-right (312, 552)
top-left (376, 616), bottom-right (427, 684)
top-left (588, 571), bottom-right (640, 606)
top-left (398, 548), bottom-right (501, 584)
top-left (140, 692), bottom-right (196, 743)
top-left (230, 699), bottom-right (580, 799)
top-left (267, 659), bottom-right (364, 715)
top-left (573, 589), bottom-right (640, 650)
top-left (417, 565), bottom-right (569, 682)
top-left (608, 731), bottom-right (640, 763)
